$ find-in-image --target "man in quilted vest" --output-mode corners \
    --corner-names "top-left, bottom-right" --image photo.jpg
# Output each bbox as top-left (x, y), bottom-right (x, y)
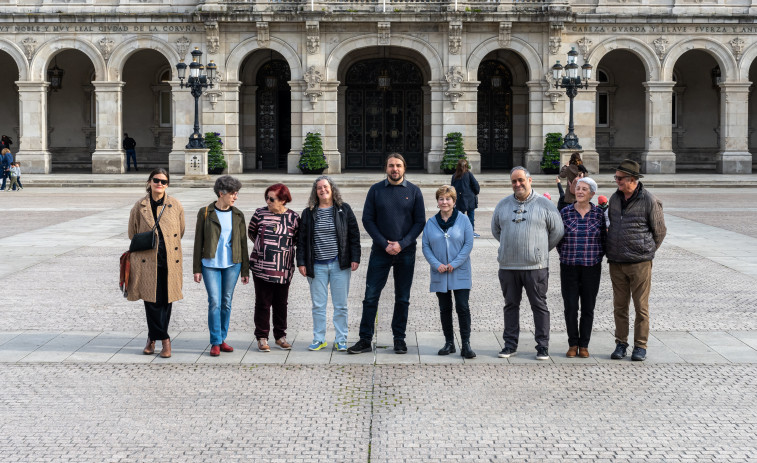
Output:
top-left (606, 159), bottom-right (666, 362)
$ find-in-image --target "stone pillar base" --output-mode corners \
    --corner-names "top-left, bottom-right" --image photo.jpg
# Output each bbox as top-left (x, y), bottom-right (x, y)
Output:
top-left (18, 151), bottom-right (51, 174)
top-left (426, 149), bottom-right (444, 174)
top-left (225, 150), bottom-right (243, 174)
top-left (169, 151), bottom-right (185, 175)
top-left (525, 150), bottom-right (542, 174)
top-left (464, 150), bottom-right (481, 174)
top-left (184, 149), bottom-right (210, 179)
top-left (560, 149), bottom-right (599, 175)
top-left (716, 151), bottom-right (753, 174)
top-left (287, 151), bottom-right (300, 174)
top-left (641, 150), bottom-right (676, 174)
top-left (92, 150), bottom-right (125, 174)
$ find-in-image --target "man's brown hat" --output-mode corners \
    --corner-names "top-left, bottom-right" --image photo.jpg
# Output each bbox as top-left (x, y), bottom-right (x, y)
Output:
top-left (616, 159), bottom-right (643, 178)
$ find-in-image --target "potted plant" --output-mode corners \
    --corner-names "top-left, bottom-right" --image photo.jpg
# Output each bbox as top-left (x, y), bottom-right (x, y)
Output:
top-left (540, 132), bottom-right (562, 174)
top-left (205, 131), bottom-right (227, 175)
top-left (298, 132), bottom-right (328, 174)
top-left (440, 132), bottom-right (466, 174)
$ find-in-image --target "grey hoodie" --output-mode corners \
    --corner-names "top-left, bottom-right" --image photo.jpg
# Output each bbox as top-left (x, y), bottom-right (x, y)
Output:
top-left (491, 190), bottom-right (564, 270)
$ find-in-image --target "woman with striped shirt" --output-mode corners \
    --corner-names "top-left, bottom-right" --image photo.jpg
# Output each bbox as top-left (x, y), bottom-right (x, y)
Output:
top-left (297, 176), bottom-right (361, 352)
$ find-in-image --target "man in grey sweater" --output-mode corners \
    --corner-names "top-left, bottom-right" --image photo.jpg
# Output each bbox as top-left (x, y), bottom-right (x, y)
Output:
top-left (491, 166), bottom-right (564, 360)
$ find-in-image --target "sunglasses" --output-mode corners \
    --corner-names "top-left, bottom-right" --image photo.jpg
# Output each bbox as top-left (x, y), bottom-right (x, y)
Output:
top-left (613, 175), bottom-right (630, 182)
top-left (151, 178), bottom-right (168, 185)
top-left (266, 196), bottom-right (278, 203)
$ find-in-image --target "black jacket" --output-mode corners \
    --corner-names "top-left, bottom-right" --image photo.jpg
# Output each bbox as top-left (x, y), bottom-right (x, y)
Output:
top-left (297, 202), bottom-right (361, 278)
top-left (450, 171), bottom-right (480, 212)
top-left (606, 182), bottom-right (666, 263)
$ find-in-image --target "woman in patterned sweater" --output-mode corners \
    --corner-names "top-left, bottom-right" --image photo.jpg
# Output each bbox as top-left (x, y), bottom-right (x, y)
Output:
top-left (248, 183), bottom-right (300, 352)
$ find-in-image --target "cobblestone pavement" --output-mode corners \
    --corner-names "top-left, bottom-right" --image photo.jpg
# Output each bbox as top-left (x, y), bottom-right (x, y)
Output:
top-left (1, 184), bottom-right (757, 461)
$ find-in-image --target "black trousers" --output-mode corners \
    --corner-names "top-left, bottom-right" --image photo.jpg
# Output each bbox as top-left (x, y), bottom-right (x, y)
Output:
top-left (437, 289), bottom-right (471, 343)
top-left (144, 266), bottom-right (172, 341)
top-left (560, 263), bottom-right (602, 348)
top-left (498, 269), bottom-right (550, 350)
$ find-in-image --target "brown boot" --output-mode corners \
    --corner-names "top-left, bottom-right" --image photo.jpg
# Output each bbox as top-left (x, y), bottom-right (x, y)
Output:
top-left (143, 338), bottom-right (155, 355)
top-left (159, 338), bottom-right (172, 358)
top-left (566, 346), bottom-right (578, 358)
top-left (578, 347), bottom-right (590, 358)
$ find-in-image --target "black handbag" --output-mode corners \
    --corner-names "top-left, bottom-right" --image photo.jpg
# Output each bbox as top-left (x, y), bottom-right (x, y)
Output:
top-left (129, 204), bottom-right (166, 252)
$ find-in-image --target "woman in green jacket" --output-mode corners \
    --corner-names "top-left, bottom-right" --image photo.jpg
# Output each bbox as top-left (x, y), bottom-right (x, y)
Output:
top-left (193, 176), bottom-right (250, 356)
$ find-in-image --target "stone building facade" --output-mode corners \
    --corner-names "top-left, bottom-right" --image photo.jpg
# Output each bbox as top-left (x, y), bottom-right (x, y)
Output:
top-left (1, 0), bottom-right (757, 174)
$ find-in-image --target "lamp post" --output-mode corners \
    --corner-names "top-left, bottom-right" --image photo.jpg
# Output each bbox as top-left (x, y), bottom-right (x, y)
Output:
top-left (176, 47), bottom-right (217, 149)
top-left (551, 47), bottom-right (593, 150)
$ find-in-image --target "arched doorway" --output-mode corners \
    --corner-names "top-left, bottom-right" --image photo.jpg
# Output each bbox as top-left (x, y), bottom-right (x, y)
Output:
top-left (0, 51), bottom-right (20, 155)
top-left (477, 60), bottom-right (513, 170)
top-left (123, 50), bottom-right (173, 170)
top-left (344, 58), bottom-right (424, 169)
top-left (47, 49), bottom-right (96, 171)
top-left (256, 59), bottom-right (291, 170)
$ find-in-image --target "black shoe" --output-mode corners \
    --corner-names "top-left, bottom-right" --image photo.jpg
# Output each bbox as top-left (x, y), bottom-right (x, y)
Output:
top-left (498, 347), bottom-right (517, 358)
top-left (536, 346), bottom-right (550, 360)
top-left (347, 339), bottom-right (372, 354)
top-left (631, 347), bottom-right (647, 361)
top-left (394, 339), bottom-right (407, 354)
top-left (438, 341), bottom-right (456, 356)
top-left (461, 342), bottom-right (476, 359)
top-left (611, 343), bottom-right (629, 360)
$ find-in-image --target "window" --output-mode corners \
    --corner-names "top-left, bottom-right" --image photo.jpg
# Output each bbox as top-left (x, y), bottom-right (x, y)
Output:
top-left (596, 70), bottom-right (609, 127)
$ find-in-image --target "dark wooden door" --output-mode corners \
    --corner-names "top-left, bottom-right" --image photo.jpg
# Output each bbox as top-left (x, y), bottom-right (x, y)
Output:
top-left (477, 60), bottom-right (513, 170)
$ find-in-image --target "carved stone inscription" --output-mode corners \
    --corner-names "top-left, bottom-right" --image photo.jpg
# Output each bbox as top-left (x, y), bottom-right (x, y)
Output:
top-left (4, 24), bottom-right (203, 33)
top-left (570, 24), bottom-right (757, 34)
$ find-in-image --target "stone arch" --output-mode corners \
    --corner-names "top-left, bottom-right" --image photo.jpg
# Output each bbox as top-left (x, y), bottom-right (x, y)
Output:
top-left (107, 37), bottom-right (180, 81)
top-left (466, 37), bottom-right (542, 82)
top-left (738, 41), bottom-right (757, 80)
top-left (587, 37), bottom-right (660, 81)
top-left (326, 34), bottom-right (443, 82)
top-left (30, 38), bottom-right (106, 81)
top-left (0, 39), bottom-right (29, 80)
top-left (662, 38), bottom-right (738, 82)
top-left (226, 37), bottom-right (302, 82)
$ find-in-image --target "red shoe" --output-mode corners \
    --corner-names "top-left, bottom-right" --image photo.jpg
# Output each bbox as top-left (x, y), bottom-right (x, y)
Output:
top-left (220, 342), bottom-right (234, 353)
top-left (210, 345), bottom-right (221, 357)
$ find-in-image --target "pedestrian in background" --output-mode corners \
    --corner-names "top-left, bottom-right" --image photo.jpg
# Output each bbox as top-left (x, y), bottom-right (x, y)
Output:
top-left (248, 183), bottom-right (300, 352)
top-left (422, 185), bottom-right (476, 359)
top-left (1, 135), bottom-right (12, 151)
top-left (123, 133), bottom-right (138, 172)
top-left (558, 152), bottom-right (588, 211)
top-left (1, 148), bottom-right (12, 191)
top-left (450, 159), bottom-right (481, 237)
top-left (557, 177), bottom-right (605, 359)
top-left (7, 162), bottom-right (21, 191)
top-left (297, 176), bottom-right (361, 352)
top-left (128, 168), bottom-right (185, 358)
top-left (348, 153), bottom-right (425, 355)
top-left (193, 176), bottom-right (250, 357)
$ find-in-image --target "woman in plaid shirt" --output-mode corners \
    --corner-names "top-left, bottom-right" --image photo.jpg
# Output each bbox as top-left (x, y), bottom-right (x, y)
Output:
top-left (556, 177), bottom-right (606, 359)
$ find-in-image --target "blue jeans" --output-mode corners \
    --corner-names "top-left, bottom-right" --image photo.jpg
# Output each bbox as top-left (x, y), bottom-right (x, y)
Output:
top-left (463, 209), bottom-right (475, 231)
top-left (308, 260), bottom-right (352, 343)
top-left (126, 149), bottom-right (138, 171)
top-left (202, 263), bottom-right (241, 345)
top-left (358, 247), bottom-right (416, 341)
top-left (0, 170), bottom-right (9, 190)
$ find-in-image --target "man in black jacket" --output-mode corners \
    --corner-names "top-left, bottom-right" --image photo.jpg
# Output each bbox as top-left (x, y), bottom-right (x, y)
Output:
top-left (123, 133), bottom-right (138, 172)
top-left (606, 159), bottom-right (666, 362)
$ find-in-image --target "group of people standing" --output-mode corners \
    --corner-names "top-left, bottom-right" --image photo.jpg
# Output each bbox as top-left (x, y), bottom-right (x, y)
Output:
top-left (125, 152), bottom-right (665, 362)
top-left (1, 135), bottom-right (22, 191)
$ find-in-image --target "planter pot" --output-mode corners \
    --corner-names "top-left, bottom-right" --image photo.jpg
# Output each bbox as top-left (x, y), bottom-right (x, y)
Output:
top-left (300, 168), bottom-right (326, 175)
top-left (542, 167), bottom-right (559, 175)
top-left (443, 168), bottom-right (456, 175)
top-left (209, 167), bottom-right (225, 175)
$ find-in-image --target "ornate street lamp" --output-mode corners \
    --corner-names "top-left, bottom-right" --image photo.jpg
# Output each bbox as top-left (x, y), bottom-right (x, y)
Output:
top-left (551, 47), bottom-right (593, 150)
top-left (176, 47), bottom-right (216, 149)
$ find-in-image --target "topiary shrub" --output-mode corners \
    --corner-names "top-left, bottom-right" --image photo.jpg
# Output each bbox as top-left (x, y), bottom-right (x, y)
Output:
top-left (205, 131), bottom-right (227, 174)
top-left (540, 132), bottom-right (562, 174)
top-left (298, 132), bottom-right (328, 173)
top-left (441, 132), bottom-right (466, 173)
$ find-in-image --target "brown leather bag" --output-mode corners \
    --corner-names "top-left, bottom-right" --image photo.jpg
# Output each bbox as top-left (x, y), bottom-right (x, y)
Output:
top-left (119, 251), bottom-right (131, 298)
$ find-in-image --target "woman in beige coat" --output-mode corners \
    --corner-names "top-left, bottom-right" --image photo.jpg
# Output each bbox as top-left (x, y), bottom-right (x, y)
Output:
top-left (128, 168), bottom-right (185, 358)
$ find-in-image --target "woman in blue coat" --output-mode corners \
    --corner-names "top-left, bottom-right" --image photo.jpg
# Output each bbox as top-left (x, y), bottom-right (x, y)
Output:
top-left (422, 185), bottom-right (476, 358)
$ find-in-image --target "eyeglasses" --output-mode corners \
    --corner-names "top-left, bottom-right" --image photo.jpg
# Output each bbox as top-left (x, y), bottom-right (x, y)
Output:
top-left (512, 207), bottom-right (527, 223)
top-left (151, 178), bottom-right (168, 185)
top-left (614, 175), bottom-right (631, 182)
top-left (266, 196), bottom-right (278, 203)
top-left (223, 191), bottom-right (239, 197)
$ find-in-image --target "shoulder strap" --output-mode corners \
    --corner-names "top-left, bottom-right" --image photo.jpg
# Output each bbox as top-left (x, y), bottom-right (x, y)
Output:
top-left (152, 204), bottom-right (167, 231)
top-left (205, 205), bottom-right (210, 220)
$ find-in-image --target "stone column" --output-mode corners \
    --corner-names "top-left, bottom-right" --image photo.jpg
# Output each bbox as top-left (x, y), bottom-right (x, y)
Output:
top-left (16, 81), bottom-right (50, 173)
top-left (525, 80), bottom-right (548, 173)
top-left (203, 80), bottom-right (243, 174)
top-left (716, 82), bottom-right (752, 174)
top-left (433, 81), bottom-right (480, 174)
top-left (427, 82), bottom-right (445, 173)
top-left (287, 80), bottom-right (305, 174)
top-left (91, 81), bottom-right (124, 173)
top-left (320, 81), bottom-right (341, 174)
top-left (337, 85), bottom-right (347, 169)
top-left (572, 81), bottom-right (599, 174)
top-left (642, 81), bottom-right (676, 174)
top-left (168, 81), bottom-right (196, 174)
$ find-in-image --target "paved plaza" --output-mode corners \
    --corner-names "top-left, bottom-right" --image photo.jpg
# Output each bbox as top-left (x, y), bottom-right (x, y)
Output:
top-left (1, 176), bottom-right (757, 461)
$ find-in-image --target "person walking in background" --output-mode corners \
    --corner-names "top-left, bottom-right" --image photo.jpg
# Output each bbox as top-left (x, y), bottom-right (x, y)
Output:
top-left (607, 160), bottom-right (666, 362)
top-left (1, 148), bottom-right (12, 191)
top-left (422, 185), bottom-right (476, 359)
top-left (558, 152), bottom-right (588, 211)
top-left (123, 133), bottom-right (138, 172)
top-left (248, 183), bottom-right (300, 353)
top-left (127, 168), bottom-right (185, 358)
top-left (348, 153), bottom-right (425, 355)
top-left (1, 135), bottom-right (12, 151)
top-left (450, 159), bottom-right (481, 237)
top-left (557, 177), bottom-right (605, 359)
top-left (8, 162), bottom-right (21, 191)
top-left (297, 176), bottom-right (361, 352)
top-left (491, 167), bottom-right (564, 360)
top-left (193, 176), bottom-right (249, 357)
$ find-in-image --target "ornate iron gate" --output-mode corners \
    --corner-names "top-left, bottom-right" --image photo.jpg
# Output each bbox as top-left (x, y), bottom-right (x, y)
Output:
top-left (477, 60), bottom-right (513, 170)
top-left (256, 60), bottom-right (291, 169)
top-left (345, 59), bottom-right (423, 169)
